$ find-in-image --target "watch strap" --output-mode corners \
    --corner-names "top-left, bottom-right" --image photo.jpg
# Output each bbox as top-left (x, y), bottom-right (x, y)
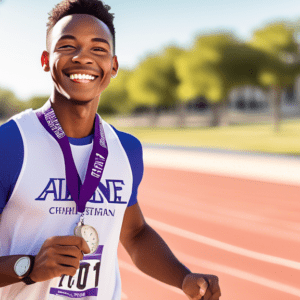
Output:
top-left (21, 255), bottom-right (36, 285)
top-left (22, 275), bottom-right (36, 285)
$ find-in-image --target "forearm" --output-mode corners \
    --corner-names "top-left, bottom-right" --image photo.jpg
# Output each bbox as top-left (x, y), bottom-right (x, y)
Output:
top-left (124, 223), bottom-right (191, 289)
top-left (0, 255), bottom-right (27, 287)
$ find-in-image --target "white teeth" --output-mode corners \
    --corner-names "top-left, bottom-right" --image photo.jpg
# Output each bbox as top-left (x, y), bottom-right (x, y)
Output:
top-left (69, 74), bottom-right (96, 81)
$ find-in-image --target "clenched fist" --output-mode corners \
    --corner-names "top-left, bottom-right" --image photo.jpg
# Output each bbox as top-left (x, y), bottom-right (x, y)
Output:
top-left (30, 236), bottom-right (90, 282)
top-left (182, 273), bottom-right (221, 300)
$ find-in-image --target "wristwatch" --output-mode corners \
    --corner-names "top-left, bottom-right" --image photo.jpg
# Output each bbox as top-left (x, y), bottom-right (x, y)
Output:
top-left (14, 255), bottom-right (36, 285)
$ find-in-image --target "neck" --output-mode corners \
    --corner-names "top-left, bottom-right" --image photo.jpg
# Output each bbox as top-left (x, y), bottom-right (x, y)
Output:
top-left (50, 91), bottom-right (99, 138)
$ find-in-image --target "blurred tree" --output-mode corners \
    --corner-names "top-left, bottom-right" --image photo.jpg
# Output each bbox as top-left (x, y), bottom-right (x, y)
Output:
top-left (26, 95), bottom-right (49, 110)
top-left (293, 20), bottom-right (300, 106)
top-left (127, 46), bottom-right (183, 126)
top-left (175, 33), bottom-right (266, 126)
top-left (0, 88), bottom-right (26, 120)
top-left (248, 22), bottom-right (300, 132)
top-left (98, 69), bottom-right (133, 116)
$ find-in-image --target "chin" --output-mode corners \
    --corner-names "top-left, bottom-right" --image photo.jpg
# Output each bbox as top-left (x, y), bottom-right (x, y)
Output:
top-left (54, 85), bottom-right (100, 105)
top-left (69, 98), bottom-right (94, 105)
top-left (64, 91), bottom-right (100, 105)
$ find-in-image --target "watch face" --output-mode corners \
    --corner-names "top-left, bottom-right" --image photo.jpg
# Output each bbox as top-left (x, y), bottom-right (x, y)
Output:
top-left (14, 257), bottom-right (30, 277)
top-left (81, 225), bottom-right (99, 254)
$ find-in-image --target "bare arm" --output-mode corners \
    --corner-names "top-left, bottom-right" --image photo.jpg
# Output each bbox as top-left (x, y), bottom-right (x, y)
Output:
top-left (0, 236), bottom-right (90, 288)
top-left (0, 214), bottom-right (22, 287)
top-left (120, 203), bottom-right (221, 299)
top-left (120, 203), bottom-right (190, 289)
top-left (0, 255), bottom-right (31, 287)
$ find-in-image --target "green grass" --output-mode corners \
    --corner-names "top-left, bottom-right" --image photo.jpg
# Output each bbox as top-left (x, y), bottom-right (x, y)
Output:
top-left (2, 118), bottom-right (299, 155)
top-left (117, 119), bottom-right (300, 156)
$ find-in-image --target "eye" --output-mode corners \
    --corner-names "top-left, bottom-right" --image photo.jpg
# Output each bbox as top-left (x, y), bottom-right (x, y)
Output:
top-left (93, 47), bottom-right (107, 53)
top-left (58, 45), bottom-right (75, 49)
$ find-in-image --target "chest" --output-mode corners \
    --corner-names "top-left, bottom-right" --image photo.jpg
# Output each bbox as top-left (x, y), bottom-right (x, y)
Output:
top-left (3, 128), bottom-right (133, 250)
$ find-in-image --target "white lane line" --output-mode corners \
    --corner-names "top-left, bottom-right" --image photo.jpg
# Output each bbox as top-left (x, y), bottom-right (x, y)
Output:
top-left (176, 250), bottom-right (300, 297)
top-left (120, 255), bottom-right (300, 298)
top-left (143, 148), bottom-right (300, 186)
top-left (147, 218), bottom-right (300, 270)
top-left (119, 260), bottom-right (183, 295)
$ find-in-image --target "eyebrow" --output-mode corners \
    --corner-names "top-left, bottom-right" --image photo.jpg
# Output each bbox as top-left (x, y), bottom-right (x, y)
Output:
top-left (58, 35), bottom-right (110, 48)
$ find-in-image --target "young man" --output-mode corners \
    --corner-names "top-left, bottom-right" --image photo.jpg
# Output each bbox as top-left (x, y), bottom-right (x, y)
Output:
top-left (0, 0), bottom-right (221, 299)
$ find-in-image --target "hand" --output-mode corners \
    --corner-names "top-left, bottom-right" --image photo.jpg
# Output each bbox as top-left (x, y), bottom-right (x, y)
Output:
top-left (182, 273), bottom-right (221, 300)
top-left (29, 236), bottom-right (90, 282)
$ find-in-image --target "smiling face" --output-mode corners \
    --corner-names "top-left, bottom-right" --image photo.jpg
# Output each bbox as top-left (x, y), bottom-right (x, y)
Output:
top-left (44, 14), bottom-right (118, 103)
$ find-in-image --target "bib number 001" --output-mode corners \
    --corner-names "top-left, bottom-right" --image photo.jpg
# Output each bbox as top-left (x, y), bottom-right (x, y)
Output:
top-left (58, 261), bottom-right (101, 290)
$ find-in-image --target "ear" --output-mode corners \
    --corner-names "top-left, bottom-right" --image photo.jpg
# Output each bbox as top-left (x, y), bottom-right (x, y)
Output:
top-left (111, 56), bottom-right (119, 78)
top-left (41, 51), bottom-right (50, 72)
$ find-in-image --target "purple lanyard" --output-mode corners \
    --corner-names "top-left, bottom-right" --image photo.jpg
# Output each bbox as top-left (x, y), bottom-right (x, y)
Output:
top-left (36, 101), bottom-right (108, 213)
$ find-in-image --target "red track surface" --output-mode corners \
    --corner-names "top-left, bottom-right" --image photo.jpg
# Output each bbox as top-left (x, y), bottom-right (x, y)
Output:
top-left (118, 166), bottom-right (300, 300)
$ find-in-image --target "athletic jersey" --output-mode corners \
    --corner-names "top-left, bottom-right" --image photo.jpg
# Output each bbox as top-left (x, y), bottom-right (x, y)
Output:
top-left (0, 108), bottom-right (144, 300)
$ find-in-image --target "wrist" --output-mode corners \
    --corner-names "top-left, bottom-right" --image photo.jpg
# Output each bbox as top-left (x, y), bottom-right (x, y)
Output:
top-left (181, 268), bottom-right (192, 290)
top-left (0, 255), bottom-right (35, 288)
top-left (21, 256), bottom-right (36, 285)
top-left (179, 265), bottom-right (192, 290)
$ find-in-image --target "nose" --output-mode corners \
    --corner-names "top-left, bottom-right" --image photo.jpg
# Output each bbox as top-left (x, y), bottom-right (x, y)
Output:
top-left (72, 49), bottom-right (93, 64)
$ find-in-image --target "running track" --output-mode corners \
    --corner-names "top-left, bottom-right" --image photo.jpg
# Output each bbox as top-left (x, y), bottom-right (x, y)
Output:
top-left (118, 147), bottom-right (300, 300)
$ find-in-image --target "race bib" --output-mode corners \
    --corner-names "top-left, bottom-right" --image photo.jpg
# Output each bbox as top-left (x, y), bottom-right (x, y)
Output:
top-left (48, 246), bottom-right (104, 299)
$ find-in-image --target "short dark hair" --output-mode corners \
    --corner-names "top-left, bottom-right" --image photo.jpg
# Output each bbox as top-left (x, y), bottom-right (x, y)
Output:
top-left (46, 0), bottom-right (115, 54)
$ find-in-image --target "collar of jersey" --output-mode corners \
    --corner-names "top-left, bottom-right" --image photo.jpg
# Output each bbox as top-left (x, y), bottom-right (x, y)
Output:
top-left (68, 134), bottom-right (94, 146)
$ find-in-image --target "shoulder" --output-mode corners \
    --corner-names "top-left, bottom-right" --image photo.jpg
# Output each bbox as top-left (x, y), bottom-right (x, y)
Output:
top-left (0, 119), bottom-right (24, 212)
top-left (0, 118), bottom-right (23, 148)
top-left (108, 125), bottom-right (144, 207)
top-left (109, 125), bottom-right (143, 154)
top-left (108, 125), bottom-right (144, 182)
top-left (109, 123), bottom-right (144, 167)
top-left (0, 116), bottom-right (25, 160)
top-left (0, 118), bottom-right (24, 170)
top-left (107, 124), bottom-right (144, 167)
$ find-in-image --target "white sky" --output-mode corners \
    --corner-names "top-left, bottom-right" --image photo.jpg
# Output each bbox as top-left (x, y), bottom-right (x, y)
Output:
top-left (0, 0), bottom-right (299, 100)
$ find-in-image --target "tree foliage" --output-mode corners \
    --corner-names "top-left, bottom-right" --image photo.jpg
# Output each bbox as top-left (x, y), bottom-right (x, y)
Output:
top-left (26, 95), bottom-right (49, 110)
top-left (175, 32), bottom-right (272, 126)
top-left (249, 22), bottom-right (300, 88)
top-left (127, 46), bottom-right (183, 110)
top-left (1, 20), bottom-right (300, 129)
top-left (0, 88), bottom-right (26, 119)
top-left (98, 69), bottom-right (132, 115)
top-left (248, 22), bottom-right (300, 131)
top-left (176, 32), bottom-right (268, 104)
